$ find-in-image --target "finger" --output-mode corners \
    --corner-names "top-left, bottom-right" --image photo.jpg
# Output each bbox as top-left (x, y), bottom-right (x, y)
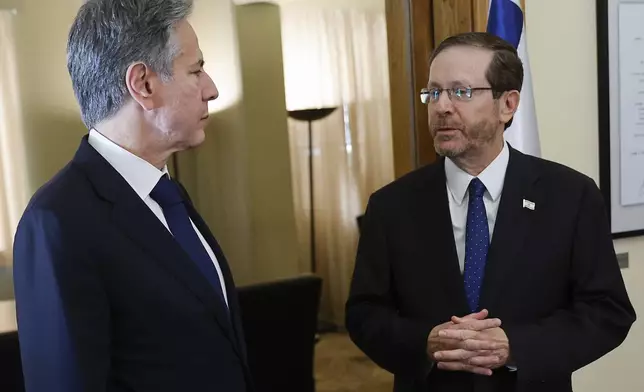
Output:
top-left (455, 309), bottom-right (490, 320)
top-left (436, 361), bottom-right (493, 376)
top-left (440, 320), bottom-right (501, 338)
top-left (449, 318), bottom-right (501, 331)
top-left (438, 329), bottom-right (478, 341)
top-left (456, 309), bottom-right (488, 322)
top-left (433, 349), bottom-right (478, 362)
top-left (467, 355), bottom-right (502, 367)
top-left (461, 339), bottom-right (505, 351)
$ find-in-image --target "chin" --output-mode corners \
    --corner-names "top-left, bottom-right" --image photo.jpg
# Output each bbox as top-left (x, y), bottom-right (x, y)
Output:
top-left (434, 140), bottom-right (467, 158)
top-left (187, 128), bottom-right (206, 148)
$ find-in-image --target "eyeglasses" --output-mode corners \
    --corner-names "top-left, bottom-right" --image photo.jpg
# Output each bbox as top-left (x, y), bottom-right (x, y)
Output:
top-left (420, 86), bottom-right (494, 104)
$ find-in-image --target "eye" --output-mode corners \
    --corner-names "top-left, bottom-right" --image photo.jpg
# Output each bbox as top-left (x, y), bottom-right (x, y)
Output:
top-left (453, 87), bottom-right (471, 99)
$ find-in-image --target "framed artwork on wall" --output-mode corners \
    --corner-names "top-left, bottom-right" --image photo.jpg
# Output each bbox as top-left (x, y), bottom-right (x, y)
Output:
top-left (597, 0), bottom-right (644, 238)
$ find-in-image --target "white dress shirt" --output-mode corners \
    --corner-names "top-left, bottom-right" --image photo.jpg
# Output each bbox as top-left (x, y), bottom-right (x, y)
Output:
top-left (444, 143), bottom-right (515, 371)
top-left (445, 142), bottom-right (510, 273)
top-left (88, 129), bottom-right (228, 306)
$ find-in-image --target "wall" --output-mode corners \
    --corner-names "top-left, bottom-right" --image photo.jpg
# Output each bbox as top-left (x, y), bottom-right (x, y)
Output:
top-left (526, 0), bottom-right (643, 390)
top-left (188, 0), bottom-right (301, 284)
top-left (235, 3), bottom-right (300, 281)
top-left (187, 0), bottom-right (255, 284)
top-left (236, 0), bottom-right (383, 11)
top-left (13, 0), bottom-right (87, 191)
top-left (0, 0), bottom-right (18, 11)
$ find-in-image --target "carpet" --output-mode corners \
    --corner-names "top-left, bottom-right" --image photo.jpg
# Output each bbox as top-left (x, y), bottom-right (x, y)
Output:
top-left (314, 332), bottom-right (394, 392)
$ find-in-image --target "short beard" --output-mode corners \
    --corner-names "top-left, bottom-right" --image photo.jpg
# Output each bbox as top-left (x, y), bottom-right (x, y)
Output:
top-left (433, 119), bottom-right (497, 158)
top-left (434, 134), bottom-right (469, 157)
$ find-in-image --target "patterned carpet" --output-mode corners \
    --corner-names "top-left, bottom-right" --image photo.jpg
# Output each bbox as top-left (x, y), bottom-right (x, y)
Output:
top-left (315, 332), bottom-right (393, 392)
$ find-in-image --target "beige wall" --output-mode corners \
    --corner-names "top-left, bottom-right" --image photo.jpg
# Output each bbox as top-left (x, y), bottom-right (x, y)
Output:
top-left (235, 0), bottom-right (383, 11)
top-left (235, 3), bottom-right (301, 281)
top-left (188, 0), bottom-right (301, 285)
top-left (0, 0), bottom-right (18, 10)
top-left (187, 0), bottom-right (255, 284)
top-left (13, 0), bottom-right (86, 191)
top-left (10, 0), bottom-right (301, 285)
top-left (526, 0), bottom-right (643, 390)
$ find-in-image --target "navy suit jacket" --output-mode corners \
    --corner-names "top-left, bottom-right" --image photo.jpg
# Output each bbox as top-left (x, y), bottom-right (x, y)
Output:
top-left (346, 147), bottom-right (636, 392)
top-left (13, 137), bottom-right (251, 392)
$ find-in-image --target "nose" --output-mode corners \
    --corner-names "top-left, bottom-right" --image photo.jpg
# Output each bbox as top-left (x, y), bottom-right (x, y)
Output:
top-left (431, 90), bottom-right (454, 115)
top-left (202, 71), bottom-right (219, 102)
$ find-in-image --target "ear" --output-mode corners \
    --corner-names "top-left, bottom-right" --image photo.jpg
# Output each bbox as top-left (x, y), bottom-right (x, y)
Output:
top-left (499, 90), bottom-right (520, 125)
top-left (125, 62), bottom-right (164, 111)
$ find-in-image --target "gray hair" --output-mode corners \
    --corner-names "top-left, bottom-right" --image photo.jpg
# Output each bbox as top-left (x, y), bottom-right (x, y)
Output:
top-left (67, 0), bottom-right (194, 128)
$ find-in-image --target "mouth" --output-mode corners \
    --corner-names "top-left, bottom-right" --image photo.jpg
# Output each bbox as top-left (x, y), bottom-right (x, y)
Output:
top-left (200, 114), bottom-right (210, 121)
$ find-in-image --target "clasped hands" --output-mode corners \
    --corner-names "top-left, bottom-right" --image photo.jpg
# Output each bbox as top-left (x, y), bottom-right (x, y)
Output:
top-left (427, 309), bottom-right (510, 376)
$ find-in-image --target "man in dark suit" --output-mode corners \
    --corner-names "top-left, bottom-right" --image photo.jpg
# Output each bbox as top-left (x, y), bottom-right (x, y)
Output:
top-left (13, 1), bottom-right (251, 391)
top-left (345, 32), bottom-right (636, 392)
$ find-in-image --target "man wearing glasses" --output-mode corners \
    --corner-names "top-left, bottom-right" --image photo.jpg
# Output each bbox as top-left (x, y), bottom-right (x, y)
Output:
top-left (345, 32), bottom-right (635, 392)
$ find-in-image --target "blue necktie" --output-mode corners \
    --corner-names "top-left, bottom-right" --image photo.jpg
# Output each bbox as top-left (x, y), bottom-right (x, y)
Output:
top-left (463, 178), bottom-right (489, 313)
top-left (150, 175), bottom-right (228, 309)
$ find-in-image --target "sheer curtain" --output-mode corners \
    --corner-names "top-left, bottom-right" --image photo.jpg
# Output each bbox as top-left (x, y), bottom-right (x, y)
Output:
top-left (0, 10), bottom-right (29, 267)
top-left (281, 3), bottom-right (394, 326)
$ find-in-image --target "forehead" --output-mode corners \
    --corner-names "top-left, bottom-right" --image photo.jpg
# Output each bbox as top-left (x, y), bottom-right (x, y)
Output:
top-left (173, 20), bottom-right (201, 62)
top-left (428, 45), bottom-right (493, 86)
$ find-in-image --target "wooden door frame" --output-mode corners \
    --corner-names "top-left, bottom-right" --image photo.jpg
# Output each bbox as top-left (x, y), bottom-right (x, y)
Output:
top-left (386, 0), bottom-right (433, 178)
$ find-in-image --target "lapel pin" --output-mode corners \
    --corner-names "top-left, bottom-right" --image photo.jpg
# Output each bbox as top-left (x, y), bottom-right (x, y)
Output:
top-left (522, 199), bottom-right (536, 210)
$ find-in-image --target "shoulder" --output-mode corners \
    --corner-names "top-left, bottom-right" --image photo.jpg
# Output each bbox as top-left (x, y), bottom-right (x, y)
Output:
top-left (19, 162), bottom-right (98, 235)
top-left (369, 160), bottom-right (444, 206)
top-left (512, 150), bottom-right (603, 212)
top-left (518, 152), bottom-right (598, 192)
top-left (26, 163), bottom-right (88, 210)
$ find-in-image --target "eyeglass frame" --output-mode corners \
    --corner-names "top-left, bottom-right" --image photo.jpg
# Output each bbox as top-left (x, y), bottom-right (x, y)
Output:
top-left (419, 86), bottom-right (496, 104)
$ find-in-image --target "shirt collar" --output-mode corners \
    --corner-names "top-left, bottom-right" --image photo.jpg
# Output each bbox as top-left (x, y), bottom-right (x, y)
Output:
top-left (445, 141), bottom-right (510, 205)
top-left (88, 129), bottom-right (169, 201)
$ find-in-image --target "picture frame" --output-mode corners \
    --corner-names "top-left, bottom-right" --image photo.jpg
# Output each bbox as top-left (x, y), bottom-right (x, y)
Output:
top-left (596, 0), bottom-right (644, 238)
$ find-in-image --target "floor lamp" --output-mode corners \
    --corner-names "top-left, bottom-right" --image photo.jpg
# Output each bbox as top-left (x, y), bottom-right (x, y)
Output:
top-left (288, 107), bottom-right (338, 333)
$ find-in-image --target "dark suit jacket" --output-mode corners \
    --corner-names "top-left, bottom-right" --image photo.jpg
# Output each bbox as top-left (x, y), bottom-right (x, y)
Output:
top-left (13, 137), bottom-right (251, 392)
top-left (345, 147), bottom-right (636, 392)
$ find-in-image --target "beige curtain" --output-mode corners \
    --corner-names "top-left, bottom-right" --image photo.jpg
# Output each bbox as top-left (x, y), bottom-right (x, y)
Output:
top-left (0, 10), bottom-right (29, 267)
top-left (281, 4), bottom-right (394, 326)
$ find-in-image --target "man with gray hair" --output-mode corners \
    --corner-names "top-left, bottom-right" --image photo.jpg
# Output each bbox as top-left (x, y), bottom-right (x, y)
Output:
top-left (12, 1), bottom-right (251, 391)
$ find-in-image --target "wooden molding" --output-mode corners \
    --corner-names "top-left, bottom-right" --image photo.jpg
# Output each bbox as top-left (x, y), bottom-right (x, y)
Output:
top-left (433, 0), bottom-right (474, 43)
top-left (472, 0), bottom-right (489, 32)
top-left (411, 0), bottom-right (436, 171)
top-left (386, 0), bottom-right (416, 177)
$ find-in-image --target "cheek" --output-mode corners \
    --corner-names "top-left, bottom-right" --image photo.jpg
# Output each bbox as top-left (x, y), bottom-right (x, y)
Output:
top-left (461, 104), bottom-right (495, 129)
top-left (179, 82), bottom-right (199, 101)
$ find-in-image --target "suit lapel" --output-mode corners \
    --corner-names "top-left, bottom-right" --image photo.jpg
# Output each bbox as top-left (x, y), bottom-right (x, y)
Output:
top-left (414, 161), bottom-right (470, 317)
top-left (183, 200), bottom-right (247, 360)
top-left (479, 148), bottom-right (540, 311)
top-left (72, 137), bottom-right (241, 358)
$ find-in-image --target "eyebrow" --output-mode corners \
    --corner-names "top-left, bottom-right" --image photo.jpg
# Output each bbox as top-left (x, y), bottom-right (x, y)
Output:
top-left (427, 80), bottom-right (471, 88)
top-left (192, 59), bottom-right (205, 68)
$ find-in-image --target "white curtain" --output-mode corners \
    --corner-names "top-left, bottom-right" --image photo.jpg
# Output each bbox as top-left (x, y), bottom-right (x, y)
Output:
top-left (0, 10), bottom-right (29, 267)
top-left (281, 3), bottom-right (394, 326)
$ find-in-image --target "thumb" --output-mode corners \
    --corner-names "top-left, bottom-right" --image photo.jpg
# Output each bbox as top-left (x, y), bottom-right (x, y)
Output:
top-left (452, 309), bottom-right (488, 323)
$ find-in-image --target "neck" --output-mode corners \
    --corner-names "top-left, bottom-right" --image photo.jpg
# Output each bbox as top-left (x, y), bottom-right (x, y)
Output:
top-left (451, 136), bottom-right (504, 176)
top-left (94, 112), bottom-right (170, 170)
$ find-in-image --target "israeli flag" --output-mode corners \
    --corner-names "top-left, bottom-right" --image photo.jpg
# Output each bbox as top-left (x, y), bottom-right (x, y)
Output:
top-left (487, 0), bottom-right (541, 157)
